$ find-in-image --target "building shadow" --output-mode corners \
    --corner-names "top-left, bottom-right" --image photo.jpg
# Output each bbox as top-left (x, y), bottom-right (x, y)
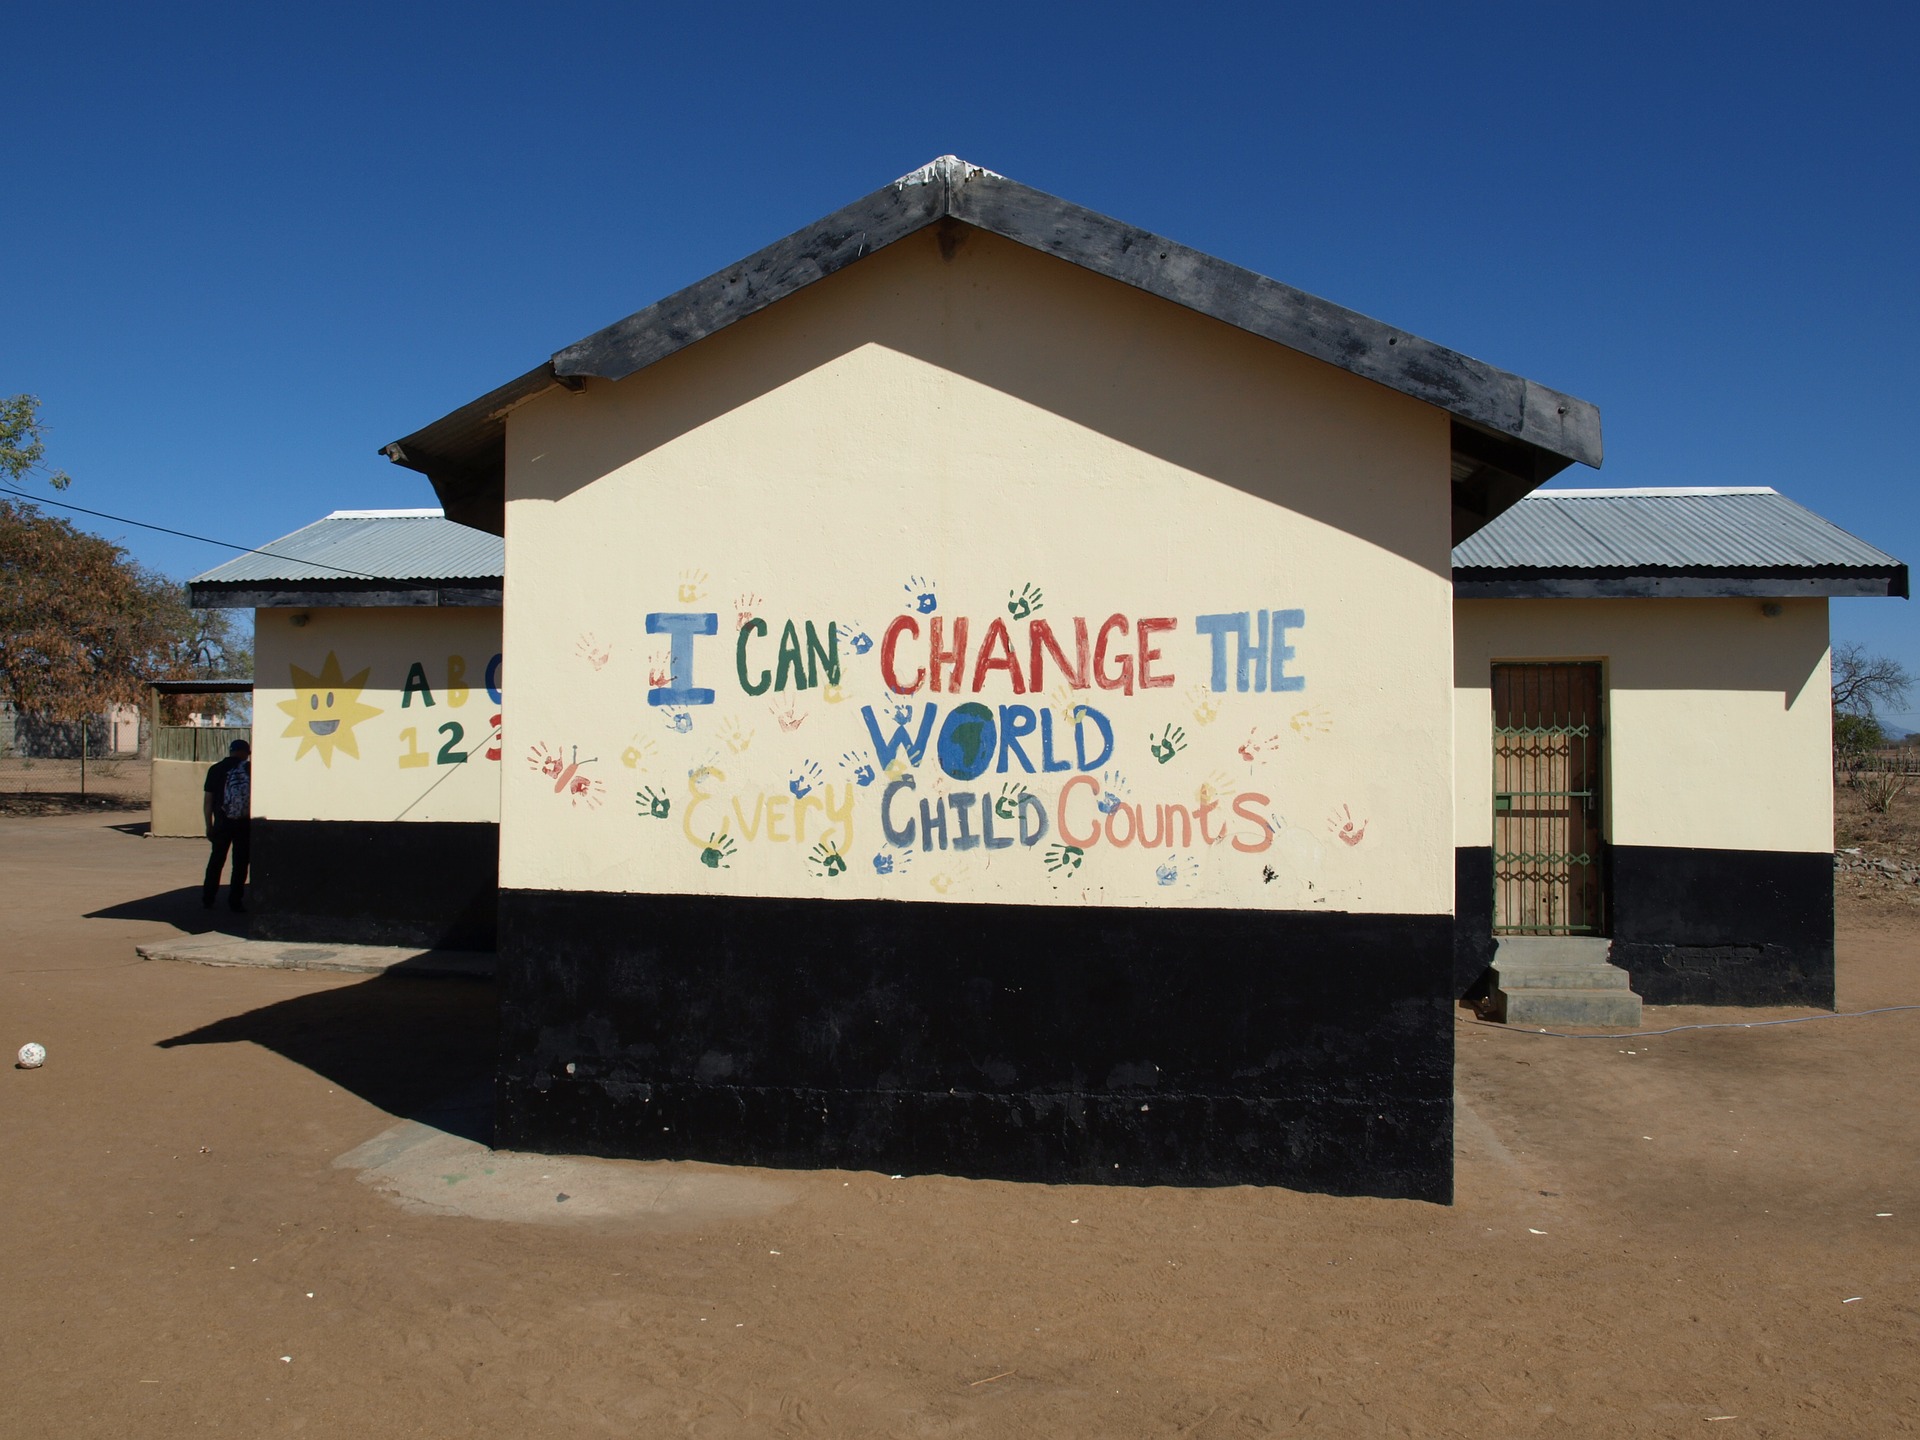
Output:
top-left (85, 886), bottom-right (251, 937)
top-left (156, 969), bottom-right (499, 1146)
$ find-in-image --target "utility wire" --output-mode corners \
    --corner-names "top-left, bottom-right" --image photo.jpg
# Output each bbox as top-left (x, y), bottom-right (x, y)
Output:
top-left (1463, 1004), bottom-right (1920, 1041)
top-left (393, 725), bottom-right (503, 822)
top-left (1, 485), bottom-right (451, 593)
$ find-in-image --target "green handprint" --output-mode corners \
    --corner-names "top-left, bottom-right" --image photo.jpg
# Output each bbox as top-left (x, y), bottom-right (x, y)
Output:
top-left (1007, 582), bottom-right (1044, 620)
top-left (810, 840), bottom-right (848, 878)
top-left (699, 832), bottom-right (736, 869)
top-left (1045, 843), bottom-right (1084, 873)
top-left (635, 786), bottom-right (670, 820)
top-left (1149, 724), bottom-right (1188, 764)
top-left (995, 781), bottom-right (1028, 820)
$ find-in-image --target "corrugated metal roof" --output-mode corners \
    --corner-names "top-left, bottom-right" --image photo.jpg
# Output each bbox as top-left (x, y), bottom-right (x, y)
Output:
top-left (190, 511), bottom-right (504, 586)
top-left (1452, 488), bottom-right (1902, 571)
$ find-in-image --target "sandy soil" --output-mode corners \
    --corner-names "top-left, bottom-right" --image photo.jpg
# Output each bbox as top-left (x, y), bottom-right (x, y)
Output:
top-left (0, 756), bottom-right (149, 809)
top-left (1, 814), bottom-right (1915, 1438)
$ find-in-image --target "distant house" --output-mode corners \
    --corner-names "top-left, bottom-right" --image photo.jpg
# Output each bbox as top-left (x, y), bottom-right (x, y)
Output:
top-left (191, 157), bottom-right (1904, 1202)
top-left (1, 697), bottom-right (148, 759)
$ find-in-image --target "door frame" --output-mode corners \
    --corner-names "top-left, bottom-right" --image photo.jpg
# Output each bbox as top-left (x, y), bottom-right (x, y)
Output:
top-left (1489, 660), bottom-right (1609, 937)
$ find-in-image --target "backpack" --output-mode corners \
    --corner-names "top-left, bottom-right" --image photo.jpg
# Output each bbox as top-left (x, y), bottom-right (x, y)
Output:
top-left (221, 763), bottom-right (250, 821)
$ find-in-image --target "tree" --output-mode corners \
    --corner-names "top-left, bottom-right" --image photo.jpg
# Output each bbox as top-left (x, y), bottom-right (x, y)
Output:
top-left (1831, 641), bottom-right (1912, 718)
top-left (1, 394), bottom-right (72, 491)
top-left (0, 395), bottom-right (250, 727)
top-left (0, 500), bottom-right (190, 721)
top-left (1832, 641), bottom-right (1912, 765)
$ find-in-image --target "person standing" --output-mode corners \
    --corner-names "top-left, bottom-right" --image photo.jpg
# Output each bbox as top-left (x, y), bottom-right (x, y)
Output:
top-left (202, 738), bottom-right (251, 912)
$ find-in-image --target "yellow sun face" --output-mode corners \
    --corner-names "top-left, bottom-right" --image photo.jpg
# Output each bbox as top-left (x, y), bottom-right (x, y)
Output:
top-left (277, 651), bottom-right (383, 766)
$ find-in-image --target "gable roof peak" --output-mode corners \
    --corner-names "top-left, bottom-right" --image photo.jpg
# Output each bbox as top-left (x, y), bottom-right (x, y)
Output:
top-left (385, 158), bottom-right (1602, 535)
top-left (891, 154), bottom-right (1000, 190)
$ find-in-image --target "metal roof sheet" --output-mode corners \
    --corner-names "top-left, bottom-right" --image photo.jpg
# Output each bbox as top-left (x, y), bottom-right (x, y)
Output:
top-left (1451, 488), bottom-right (1902, 572)
top-left (189, 510), bottom-right (504, 587)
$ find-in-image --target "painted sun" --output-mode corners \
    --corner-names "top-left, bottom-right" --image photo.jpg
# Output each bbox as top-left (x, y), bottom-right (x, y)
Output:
top-left (276, 651), bottom-right (384, 765)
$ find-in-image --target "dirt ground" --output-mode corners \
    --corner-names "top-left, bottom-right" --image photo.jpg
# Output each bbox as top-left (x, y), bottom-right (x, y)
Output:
top-left (0, 756), bottom-right (150, 810)
top-left (2, 815), bottom-right (1915, 1438)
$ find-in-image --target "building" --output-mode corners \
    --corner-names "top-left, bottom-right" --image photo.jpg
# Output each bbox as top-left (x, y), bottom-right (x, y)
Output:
top-left (188, 509), bottom-right (503, 948)
top-left (1451, 486), bottom-right (1903, 1012)
top-left (190, 158), bottom-right (1903, 1201)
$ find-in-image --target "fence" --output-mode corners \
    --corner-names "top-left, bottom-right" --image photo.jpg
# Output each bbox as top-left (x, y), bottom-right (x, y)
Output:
top-left (1837, 750), bottom-right (1920, 782)
top-left (153, 725), bottom-right (252, 763)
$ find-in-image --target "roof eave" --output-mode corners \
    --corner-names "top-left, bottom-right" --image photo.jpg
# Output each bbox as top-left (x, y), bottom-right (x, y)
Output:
top-left (189, 580), bottom-right (504, 610)
top-left (383, 156), bottom-right (1603, 533)
top-left (1453, 566), bottom-right (1910, 600)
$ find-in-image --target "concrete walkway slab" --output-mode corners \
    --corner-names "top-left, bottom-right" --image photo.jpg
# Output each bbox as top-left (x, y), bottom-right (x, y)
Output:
top-left (135, 931), bottom-right (495, 978)
top-left (335, 1114), bottom-right (795, 1227)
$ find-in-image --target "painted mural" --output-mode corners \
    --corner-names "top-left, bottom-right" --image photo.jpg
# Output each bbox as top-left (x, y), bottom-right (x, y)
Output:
top-left (276, 648), bottom-right (503, 774)
top-left (493, 574), bottom-right (1382, 910)
top-left (253, 607), bottom-right (505, 827)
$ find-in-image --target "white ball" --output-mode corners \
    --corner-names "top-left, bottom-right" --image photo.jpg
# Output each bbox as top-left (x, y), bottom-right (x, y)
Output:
top-left (16, 1042), bottom-right (46, 1069)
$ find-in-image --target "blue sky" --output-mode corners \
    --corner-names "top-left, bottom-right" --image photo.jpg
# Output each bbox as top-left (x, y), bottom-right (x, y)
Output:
top-left (6, 3), bottom-right (1916, 723)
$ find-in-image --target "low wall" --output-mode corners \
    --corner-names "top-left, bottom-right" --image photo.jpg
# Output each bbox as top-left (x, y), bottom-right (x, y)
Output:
top-left (151, 759), bottom-right (206, 838)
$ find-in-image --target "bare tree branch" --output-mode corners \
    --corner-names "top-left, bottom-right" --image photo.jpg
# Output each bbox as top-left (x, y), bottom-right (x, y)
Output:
top-left (1832, 641), bottom-right (1913, 717)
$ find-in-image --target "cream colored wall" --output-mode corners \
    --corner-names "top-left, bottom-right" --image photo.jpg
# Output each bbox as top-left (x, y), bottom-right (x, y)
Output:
top-left (498, 226), bottom-right (1456, 913)
top-left (1453, 598), bottom-right (1831, 853)
top-left (253, 606), bottom-right (503, 824)
top-left (149, 759), bottom-right (207, 837)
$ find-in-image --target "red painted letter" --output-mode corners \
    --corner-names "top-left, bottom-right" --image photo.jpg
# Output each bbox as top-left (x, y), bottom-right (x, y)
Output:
top-left (881, 615), bottom-right (924, 694)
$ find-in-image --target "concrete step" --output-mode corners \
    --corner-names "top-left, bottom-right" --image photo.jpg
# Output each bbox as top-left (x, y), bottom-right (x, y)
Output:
top-left (1488, 935), bottom-right (1642, 1026)
top-left (1494, 936), bottom-right (1613, 965)
top-left (1491, 962), bottom-right (1633, 990)
top-left (1498, 986), bottom-right (1643, 1028)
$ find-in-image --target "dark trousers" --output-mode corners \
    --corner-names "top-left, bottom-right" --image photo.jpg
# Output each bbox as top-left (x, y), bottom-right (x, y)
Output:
top-left (204, 820), bottom-right (251, 909)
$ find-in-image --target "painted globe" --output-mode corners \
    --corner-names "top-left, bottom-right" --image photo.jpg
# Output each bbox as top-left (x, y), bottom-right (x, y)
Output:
top-left (937, 703), bottom-right (996, 781)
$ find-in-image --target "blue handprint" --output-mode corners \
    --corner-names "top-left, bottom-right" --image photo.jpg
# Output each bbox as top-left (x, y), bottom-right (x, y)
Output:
top-left (903, 576), bottom-right (938, 614)
top-left (840, 750), bottom-right (878, 787)
top-left (839, 621), bottom-right (875, 656)
top-left (788, 760), bottom-right (824, 799)
top-left (873, 852), bottom-right (895, 875)
top-left (663, 708), bottom-right (693, 735)
top-left (1096, 769), bottom-right (1128, 815)
top-left (1156, 857), bottom-right (1179, 886)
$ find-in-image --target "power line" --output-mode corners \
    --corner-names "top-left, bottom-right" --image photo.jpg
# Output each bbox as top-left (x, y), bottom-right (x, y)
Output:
top-left (1463, 1004), bottom-right (1920, 1041)
top-left (0, 485), bottom-right (444, 592)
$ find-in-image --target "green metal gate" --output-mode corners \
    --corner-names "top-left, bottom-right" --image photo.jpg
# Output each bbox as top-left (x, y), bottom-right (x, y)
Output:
top-left (1492, 662), bottom-right (1604, 935)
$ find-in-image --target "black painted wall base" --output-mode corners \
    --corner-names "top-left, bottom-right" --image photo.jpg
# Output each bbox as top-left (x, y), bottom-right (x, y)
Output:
top-left (497, 890), bottom-right (1456, 1202)
top-left (1451, 843), bottom-right (1833, 1008)
top-left (1453, 847), bottom-right (1497, 999)
top-left (251, 819), bottom-right (499, 951)
top-left (1610, 846), bottom-right (1832, 1007)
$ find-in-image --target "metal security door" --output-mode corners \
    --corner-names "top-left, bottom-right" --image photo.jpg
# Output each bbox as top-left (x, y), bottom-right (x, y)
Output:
top-left (1492, 663), bottom-right (1604, 935)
